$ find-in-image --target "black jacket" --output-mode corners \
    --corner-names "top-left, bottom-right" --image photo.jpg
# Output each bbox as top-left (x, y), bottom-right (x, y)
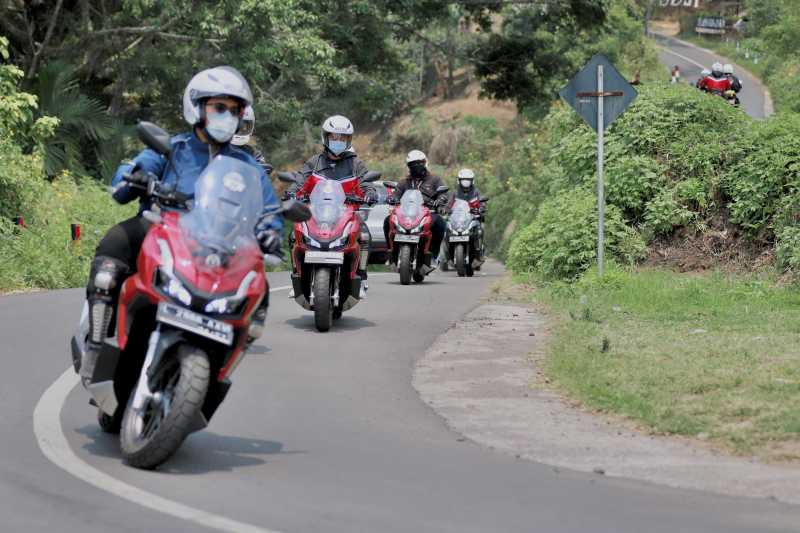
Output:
top-left (394, 172), bottom-right (447, 203)
top-left (300, 151), bottom-right (368, 182)
top-left (453, 185), bottom-right (483, 202)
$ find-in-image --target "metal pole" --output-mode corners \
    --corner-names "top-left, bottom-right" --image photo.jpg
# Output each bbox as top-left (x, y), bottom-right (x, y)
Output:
top-left (597, 64), bottom-right (605, 278)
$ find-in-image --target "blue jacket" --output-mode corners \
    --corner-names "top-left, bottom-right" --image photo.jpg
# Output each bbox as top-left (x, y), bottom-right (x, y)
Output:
top-left (111, 131), bottom-right (282, 233)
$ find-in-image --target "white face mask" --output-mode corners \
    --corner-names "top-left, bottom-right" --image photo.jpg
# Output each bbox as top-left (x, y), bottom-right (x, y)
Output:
top-left (206, 111), bottom-right (239, 143)
top-left (460, 179), bottom-right (473, 188)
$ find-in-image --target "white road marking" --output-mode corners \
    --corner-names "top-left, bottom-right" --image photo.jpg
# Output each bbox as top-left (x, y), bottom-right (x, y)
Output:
top-left (656, 44), bottom-right (706, 70)
top-left (33, 285), bottom-right (293, 533)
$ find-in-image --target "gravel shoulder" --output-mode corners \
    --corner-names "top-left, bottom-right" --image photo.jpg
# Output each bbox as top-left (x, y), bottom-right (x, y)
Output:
top-left (413, 302), bottom-right (800, 505)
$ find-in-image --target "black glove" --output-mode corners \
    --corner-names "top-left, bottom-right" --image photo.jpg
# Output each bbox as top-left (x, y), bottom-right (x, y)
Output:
top-left (125, 169), bottom-right (157, 189)
top-left (363, 189), bottom-right (379, 206)
top-left (255, 219), bottom-right (282, 256)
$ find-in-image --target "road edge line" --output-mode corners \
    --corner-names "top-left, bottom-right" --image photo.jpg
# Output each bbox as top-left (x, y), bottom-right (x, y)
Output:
top-left (32, 286), bottom-right (293, 533)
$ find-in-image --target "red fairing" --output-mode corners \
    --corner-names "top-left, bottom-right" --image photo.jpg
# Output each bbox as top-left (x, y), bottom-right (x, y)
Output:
top-left (700, 76), bottom-right (731, 93)
top-left (468, 198), bottom-right (482, 210)
top-left (116, 210), bottom-right (267, 382)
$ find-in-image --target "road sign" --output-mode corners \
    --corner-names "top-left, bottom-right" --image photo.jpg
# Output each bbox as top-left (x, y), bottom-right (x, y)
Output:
top-left (559, 54), bottom-right (638, 132)
top-left (559, 54), bottom-right (637, 277)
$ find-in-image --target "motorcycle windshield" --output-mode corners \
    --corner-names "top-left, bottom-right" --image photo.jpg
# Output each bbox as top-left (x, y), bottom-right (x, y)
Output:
top-left (310, 179), bottom-right (346, 225)
top-left (450, 199), bottom-right (471, 230)
top-left (400, 189), bottom-right (424, 221)
top-left (180, 155), bottom-right (263, 254)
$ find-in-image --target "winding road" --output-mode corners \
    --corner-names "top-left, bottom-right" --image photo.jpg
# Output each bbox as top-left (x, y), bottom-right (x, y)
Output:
top-left (1, 264), bottom-right (799, 532)
top-left (654, 32), bottom-right (771, 119)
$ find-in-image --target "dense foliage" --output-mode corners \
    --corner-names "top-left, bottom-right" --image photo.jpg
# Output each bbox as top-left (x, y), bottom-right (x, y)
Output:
top-left (487, 81), bottom-right (800, 279)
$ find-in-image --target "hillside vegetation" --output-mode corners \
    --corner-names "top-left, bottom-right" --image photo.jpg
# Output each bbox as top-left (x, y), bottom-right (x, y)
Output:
top-left (481, 82), bottom-right (800, 279)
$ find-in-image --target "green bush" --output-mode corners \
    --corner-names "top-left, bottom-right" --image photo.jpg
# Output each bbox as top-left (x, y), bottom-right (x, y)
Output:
top-left (507, 189), bottom-right (646, 279)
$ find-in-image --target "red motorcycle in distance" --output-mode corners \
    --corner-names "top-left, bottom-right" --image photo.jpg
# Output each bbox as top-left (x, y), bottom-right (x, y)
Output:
top-left (71, 122), bottom-right (310, 470)
top-left (278, 170), bottom-right (381, 332)
top-left (383, 182), bottom-right (449, 285)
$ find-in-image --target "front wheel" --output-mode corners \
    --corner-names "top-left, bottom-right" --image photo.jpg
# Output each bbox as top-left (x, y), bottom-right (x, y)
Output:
top-left (120, 345), bottom-right (210, 469)
top-left (398, 245), bottom-right (412, 285)
top-left (313, 267), bottom-right (333, 332)
top-left (455, 245), bottom-right (466, 277)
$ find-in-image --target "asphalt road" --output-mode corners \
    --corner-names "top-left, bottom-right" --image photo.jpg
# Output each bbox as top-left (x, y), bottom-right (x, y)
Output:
top-left (654, 33), bottom-right (769, 119)
top-left (2, 264), bottom-right (799, 532)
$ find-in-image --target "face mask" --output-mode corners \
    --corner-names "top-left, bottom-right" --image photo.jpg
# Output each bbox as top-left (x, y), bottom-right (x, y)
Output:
top-left (409, 163), bottom-right (427, 179)
top-left (460, 179), bottom-right (472, 188)
top-left (328, 140), bottom-right (348, 155)
top-left (206, 111), bottom-right (239, 143)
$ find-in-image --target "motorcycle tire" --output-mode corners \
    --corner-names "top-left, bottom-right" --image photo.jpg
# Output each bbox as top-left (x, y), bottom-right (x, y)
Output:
top-left (120, 345), bottom-right (209, 470)
top-left (455, 245), bottom-right (466, 277)
top-left (399, 245), bottom-right (412, 285)
top-left (313, 267), bottom-right (334, 332)
top-left (97, 407), bottom-right (123, 434)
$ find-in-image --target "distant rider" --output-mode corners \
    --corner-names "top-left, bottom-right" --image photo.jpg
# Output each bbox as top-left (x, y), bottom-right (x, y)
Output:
top-left (384, 150), bottom-right (448, 270)
top-left (698, 62), bottom-right (731, 94)
top-left (722, 63), bottom-right (742, 105)
top-left (78, 66), bottom-right (283, 380)
top-left (288, 115), bottom-right (375, 297)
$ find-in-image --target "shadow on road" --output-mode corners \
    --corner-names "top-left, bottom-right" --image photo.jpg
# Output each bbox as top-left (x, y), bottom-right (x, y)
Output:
top-left (76, 425), bottom-right (304, 474)
top-left (284, 316), bottom-right (376, 332)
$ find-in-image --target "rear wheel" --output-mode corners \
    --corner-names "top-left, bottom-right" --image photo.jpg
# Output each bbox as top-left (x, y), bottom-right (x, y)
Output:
top-left (455, 245), bottom-right (466, 277)
top-left (120, 346), bottom-right (209, 469)
top-left (398, 246), bottom-right (412, 285)
top-left (313, 267), bottom-right (333, 332)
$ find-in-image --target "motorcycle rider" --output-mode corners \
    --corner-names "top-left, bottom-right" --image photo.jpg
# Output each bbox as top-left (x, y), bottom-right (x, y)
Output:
top-left (288, 115), bottom-right (375, 297)
top-left (78, 66), bottom-right (283, 380)
top-left (696, 68), bottom-right (711, 89)
top-left (723, 63), bottom-right (743, 105)
top-left (444, 168), bottom-right (487, 266)
top-left (698, 62), bottom-right (731, 94)
top-left (383, 150), bottom-right (448, 269)
top-left (232, 105), bottom-right (273, 175)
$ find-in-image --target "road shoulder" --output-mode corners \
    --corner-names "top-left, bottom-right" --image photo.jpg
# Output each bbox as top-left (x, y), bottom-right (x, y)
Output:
top-left (412, 296), bottom-right (800, 505)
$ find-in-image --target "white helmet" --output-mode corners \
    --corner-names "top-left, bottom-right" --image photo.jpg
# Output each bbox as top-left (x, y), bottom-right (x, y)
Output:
top-left (182, 66), bottom-right (253, 127)
top-left (321, 115), bottom-right (354, 156)
top-left (457, 168), bottom-right (475, 189)
top-left (232, 105), bottom-right (255, 146)
top-left (406, 149), bottom-right (427, 165)
top-left (723, 63), bottom-right (734, 75)
top-left (711, 62), bottom-right (724, 74)
top-left (701, 68), bottom-right (711, 77)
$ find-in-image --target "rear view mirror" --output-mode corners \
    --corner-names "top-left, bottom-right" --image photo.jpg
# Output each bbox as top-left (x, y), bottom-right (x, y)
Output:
top-left (281, 199), bottom-right (312, 222)
top-left (361, 171), bottom-right (382, 183)
top-left (383, 181), bottom-right (398, 189)
top-left (137, 121), bottom-right (171, 156)
top-left (276, 171), bottom-right (300, 184)
top-left (480, 195), bottom-right (490, 202)
top-left (436, 185), bottom-right (449, 194)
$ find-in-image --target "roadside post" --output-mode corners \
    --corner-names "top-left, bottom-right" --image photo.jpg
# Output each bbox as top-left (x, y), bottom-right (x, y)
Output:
top-left (559, 54), bottom-right (637, 277)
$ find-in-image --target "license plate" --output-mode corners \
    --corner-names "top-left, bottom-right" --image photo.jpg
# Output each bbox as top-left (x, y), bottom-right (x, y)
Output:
top-left (449, 235), bottom-right (470, 242)
top-left (394, 234), bottom-right (420, 243)
top-left (304, 251), bottom-right (344, 264)
top-left (156, 302), bottom-right (233, 346)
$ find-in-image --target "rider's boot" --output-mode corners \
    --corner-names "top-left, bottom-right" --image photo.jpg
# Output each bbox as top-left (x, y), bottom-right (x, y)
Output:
top-left (81, 257), bottom-right (127, 381)
top-left (358, 224), bottom-right (370, 298)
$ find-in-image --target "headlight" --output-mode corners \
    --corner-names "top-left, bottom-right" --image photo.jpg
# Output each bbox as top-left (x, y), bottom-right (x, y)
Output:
top-left (158, 268), bottom-right (192, 306)
top-left (205, 295), bottom-right (246, 315)
top-left (301, 223), bottom-right (321, 248)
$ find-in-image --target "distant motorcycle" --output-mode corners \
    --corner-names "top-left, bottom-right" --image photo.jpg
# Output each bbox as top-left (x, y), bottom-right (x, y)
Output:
top-left (443, 196), bottom-right (488, 277)
top-left (384, 182), bottom-right (449, 285)
top-left (71, 122), bottom-right (310, 469)
top-left (278, 170), bottom-right (380, 332)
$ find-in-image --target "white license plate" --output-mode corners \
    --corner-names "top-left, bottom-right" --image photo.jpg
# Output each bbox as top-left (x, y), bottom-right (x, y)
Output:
top-left (304, 251), bottom-right (344, 264)
top-left (449, 235), bottom-right (470, 242)
top-left (156, 302), bottom-right (233, 346)
top-left (394, 234), bottom-right (420, 243)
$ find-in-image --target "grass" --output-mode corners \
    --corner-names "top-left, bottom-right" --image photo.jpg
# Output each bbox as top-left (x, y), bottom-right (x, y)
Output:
top-left (517, 266), bottom-right (800, 462)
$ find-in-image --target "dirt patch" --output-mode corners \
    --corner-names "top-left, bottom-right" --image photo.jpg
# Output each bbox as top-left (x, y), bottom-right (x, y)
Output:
top-left (644, 225), bottom-right (774, 274)
top-left (413, 303), bottom-right (800, 505)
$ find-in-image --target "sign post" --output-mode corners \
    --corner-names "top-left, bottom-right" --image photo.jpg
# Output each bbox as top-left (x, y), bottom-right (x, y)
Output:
top-left (559, 54), bottom-right (637, 277)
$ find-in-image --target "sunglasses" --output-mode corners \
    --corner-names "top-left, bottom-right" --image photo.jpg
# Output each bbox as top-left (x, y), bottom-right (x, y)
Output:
top-left (206, 102), bottom-right (242, 115)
